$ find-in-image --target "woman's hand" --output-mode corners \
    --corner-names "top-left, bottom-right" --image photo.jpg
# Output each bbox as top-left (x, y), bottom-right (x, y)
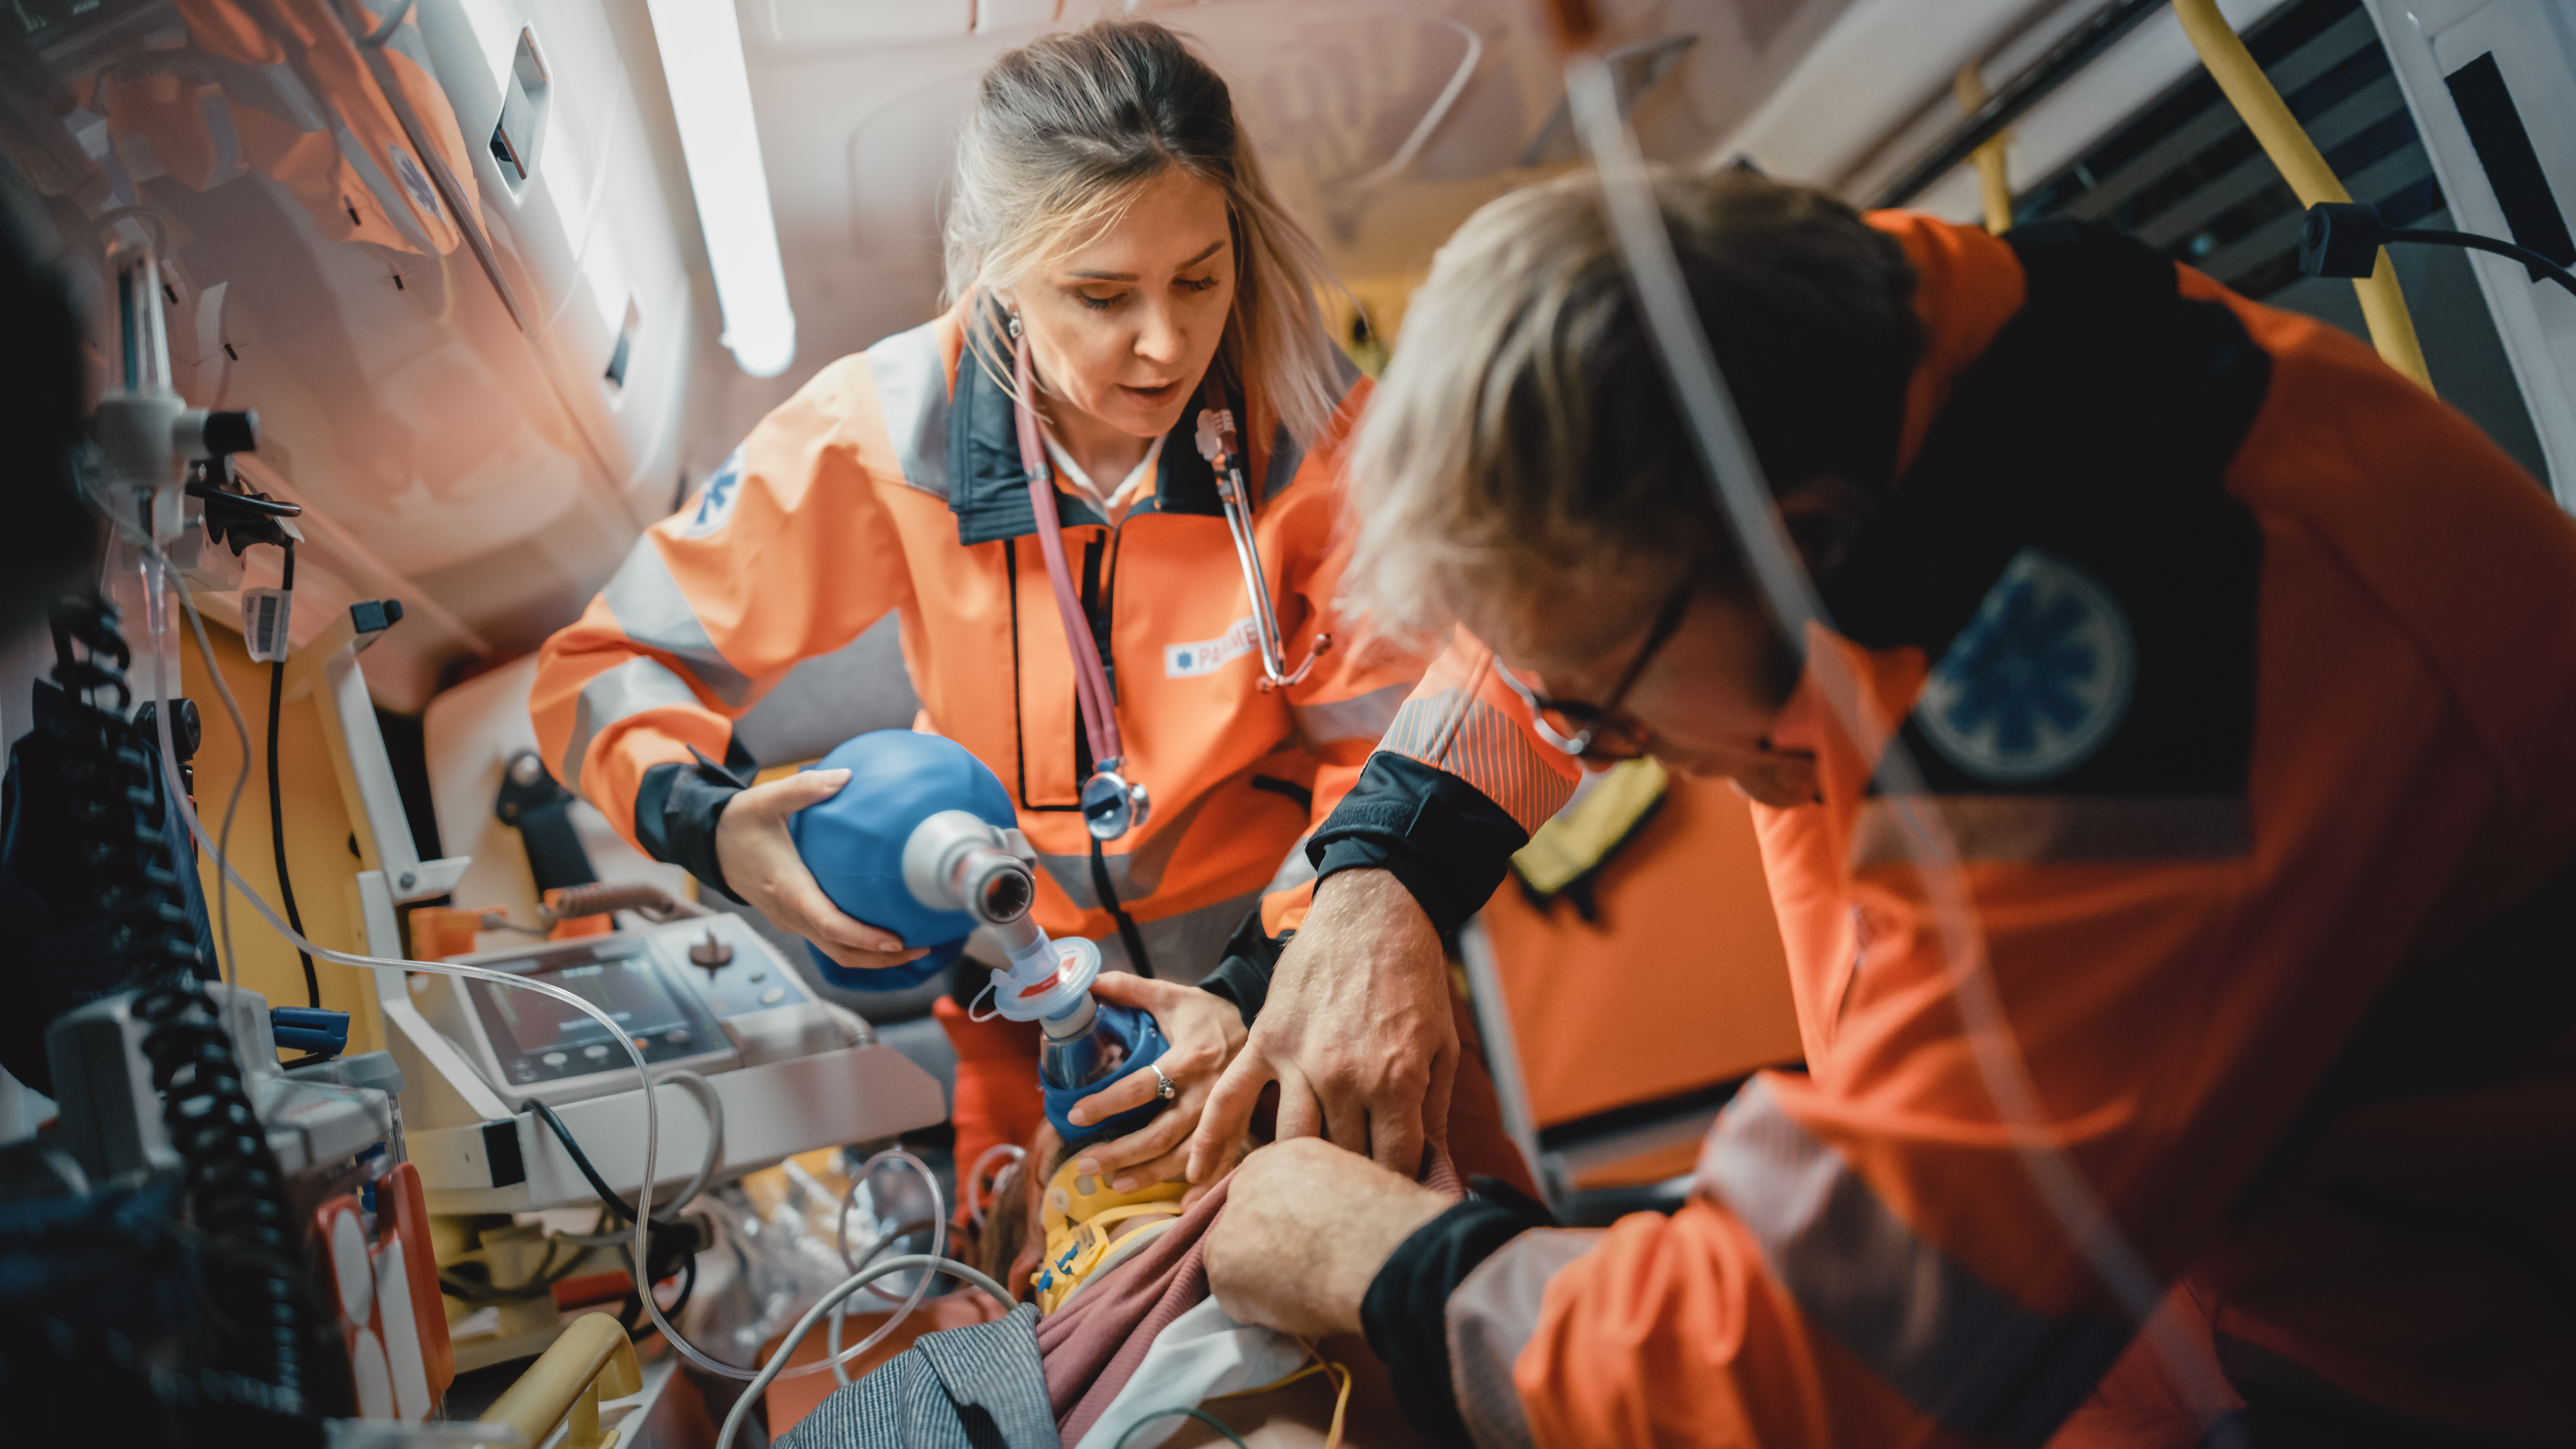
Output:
top-left (1064, 973), bottom-right (1248, 1194)
top-left (712, 769), bottom-right (929, 972)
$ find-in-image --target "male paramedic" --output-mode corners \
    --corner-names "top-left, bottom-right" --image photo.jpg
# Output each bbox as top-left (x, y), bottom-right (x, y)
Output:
top-left (1194, 168), bottom-right (2576, 1444)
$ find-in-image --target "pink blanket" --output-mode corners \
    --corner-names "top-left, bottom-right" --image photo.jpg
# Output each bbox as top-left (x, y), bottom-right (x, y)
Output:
top-left (1035, 1154), bottom-right (1465, 1444)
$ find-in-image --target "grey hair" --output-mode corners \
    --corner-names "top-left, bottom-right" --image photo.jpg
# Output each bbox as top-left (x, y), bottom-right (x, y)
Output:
top-left (943, 19), bottom-right (1345, 447)
top-left (1340, 166), bottom-right (1921, 647)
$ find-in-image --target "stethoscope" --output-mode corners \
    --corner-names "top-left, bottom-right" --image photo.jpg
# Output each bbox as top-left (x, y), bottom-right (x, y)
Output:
top-left (1011, 330), bottom-right (1329, 841)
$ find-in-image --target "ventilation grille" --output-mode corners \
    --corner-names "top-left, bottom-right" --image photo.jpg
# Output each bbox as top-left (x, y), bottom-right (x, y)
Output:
top-left (2017, 0), bottom-right (2442, 300)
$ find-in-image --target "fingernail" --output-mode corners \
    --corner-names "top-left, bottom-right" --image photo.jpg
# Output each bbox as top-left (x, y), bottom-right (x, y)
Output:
top-left (1111, 1175), bottom-right (1134, 1191)
top-left (1075, 1157), bottom-right (1098, 1174)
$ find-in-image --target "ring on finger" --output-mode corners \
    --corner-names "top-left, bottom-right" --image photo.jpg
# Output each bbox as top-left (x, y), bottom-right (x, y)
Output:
top-left (1151, 1063), bottom-right (1177, 1102)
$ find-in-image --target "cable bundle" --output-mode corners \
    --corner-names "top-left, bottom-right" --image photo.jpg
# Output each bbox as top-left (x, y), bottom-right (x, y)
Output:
top-left (47, 596), bottom-right (200, 989)
top-left (47, 592), bottom-right (336, 1415)
top-left (130, 984), bottom-right (330, 1411)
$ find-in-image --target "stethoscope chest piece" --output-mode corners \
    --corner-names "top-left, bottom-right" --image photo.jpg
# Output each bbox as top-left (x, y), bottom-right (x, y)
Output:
top-left (1080, 764), bottom-right (1151, 841)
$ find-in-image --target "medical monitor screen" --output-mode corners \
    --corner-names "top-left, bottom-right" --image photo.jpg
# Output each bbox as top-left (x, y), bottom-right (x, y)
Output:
top-left (490, 958), bottom-right (687, 1053)
top-left (464, 948), bottom-right (721, 1087)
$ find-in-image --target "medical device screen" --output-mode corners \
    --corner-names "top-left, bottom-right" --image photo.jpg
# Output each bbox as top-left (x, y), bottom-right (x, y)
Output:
top-left (494, 959), bottom-right (688, 1052)
top-left (463, 946), bottom-right (726, 1087)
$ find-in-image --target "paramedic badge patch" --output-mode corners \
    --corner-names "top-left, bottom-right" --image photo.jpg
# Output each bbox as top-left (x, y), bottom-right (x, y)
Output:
top-left (682, 451), bottom-right (744, 538)
top-left (1915, 548), bottom-right (2135, 785)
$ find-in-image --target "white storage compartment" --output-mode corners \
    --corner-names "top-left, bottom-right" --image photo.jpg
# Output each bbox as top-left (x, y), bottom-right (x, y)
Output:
top-left (417, 0), bottom-right (696, 517)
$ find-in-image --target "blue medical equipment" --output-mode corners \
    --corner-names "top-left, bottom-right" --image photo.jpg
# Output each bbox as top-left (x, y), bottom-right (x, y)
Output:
top-left (789, 732), bottom-right (1168, 1139)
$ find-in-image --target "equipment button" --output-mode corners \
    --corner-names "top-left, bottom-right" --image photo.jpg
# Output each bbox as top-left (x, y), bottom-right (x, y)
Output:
top-left (541, 1052), bottom-right (568, 1067)
top-left (583, 1044), bottom-right (610, 1060)
top-left (759, 987), bottom-right (785, 1006)
top-left (665, 1029), bottom-right (688, 1044)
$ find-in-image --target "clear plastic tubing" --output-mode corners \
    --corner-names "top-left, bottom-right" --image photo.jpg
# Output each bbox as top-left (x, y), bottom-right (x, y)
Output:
top-left (1559, 45), bottom-right (2229, 1420)
top-left (136, 550), bottom-right (928, 1384)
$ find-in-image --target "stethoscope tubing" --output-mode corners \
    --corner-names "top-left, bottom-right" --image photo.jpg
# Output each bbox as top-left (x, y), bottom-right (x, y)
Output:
top-left (1008, 330), bottom-right (1329, 837)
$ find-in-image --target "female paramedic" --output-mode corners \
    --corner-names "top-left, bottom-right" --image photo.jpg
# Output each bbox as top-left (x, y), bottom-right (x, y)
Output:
top-left (1202, 169), bottom-right (2576, 1442)
top-left (533, 20), bottom-right (1524, 1195)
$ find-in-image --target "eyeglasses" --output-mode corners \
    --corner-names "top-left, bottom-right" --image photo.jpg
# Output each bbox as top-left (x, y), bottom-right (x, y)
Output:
top-left (1495, 576), bottom-right (1692, 763)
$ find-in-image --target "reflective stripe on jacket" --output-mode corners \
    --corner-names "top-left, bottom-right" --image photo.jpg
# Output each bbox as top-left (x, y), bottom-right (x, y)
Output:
top-left (1343, 214), bottom-right (2576, 1444)
top-left (532, 306), bottom-right (1414, 971)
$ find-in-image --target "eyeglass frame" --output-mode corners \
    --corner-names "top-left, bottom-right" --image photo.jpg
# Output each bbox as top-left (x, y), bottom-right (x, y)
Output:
top-left (1492, 575), bottom-right (1694, 762)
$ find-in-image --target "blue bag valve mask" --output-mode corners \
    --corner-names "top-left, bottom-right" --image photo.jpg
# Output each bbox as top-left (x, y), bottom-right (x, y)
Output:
top-left (794, 730), bottom-right (1172, 1144)
top-left (787, 730), bottom-right (1021, 989)
top-left (787, 731), bottom-right (1100, 1018)
top-left (1039, 999), bottom-right (1171, 1150)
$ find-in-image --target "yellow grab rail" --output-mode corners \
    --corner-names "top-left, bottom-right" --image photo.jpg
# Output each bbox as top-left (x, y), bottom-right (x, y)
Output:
top-left (1954, 64), bottom-right (2016, 234)
top-left (478, 1312), bottom-right (642, 1449)
top-left (2172, 0), bottom-right (2433, 391)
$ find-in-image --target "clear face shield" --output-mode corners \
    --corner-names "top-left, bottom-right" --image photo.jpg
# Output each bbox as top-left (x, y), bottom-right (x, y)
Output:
top-left (1544, 0), bottom-right (2231, 1423)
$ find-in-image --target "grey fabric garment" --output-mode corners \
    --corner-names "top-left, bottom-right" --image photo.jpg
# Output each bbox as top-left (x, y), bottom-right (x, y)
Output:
top-left (776, 1304), bottom-right (1061, 1449)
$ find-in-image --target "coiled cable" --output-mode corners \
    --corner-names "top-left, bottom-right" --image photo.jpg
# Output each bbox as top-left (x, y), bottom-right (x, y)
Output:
top-left (131, 983), bottom-right (327, 1410)
top-left (47, 596), bottom-right (200, 990)
top-left (144, 557), bottom-right (942, 1384)
top-left (48, 590), bottom-right (329, 1413)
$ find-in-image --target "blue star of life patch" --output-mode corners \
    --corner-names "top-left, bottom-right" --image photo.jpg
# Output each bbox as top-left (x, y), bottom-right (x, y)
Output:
top-left (1914, 548), bottom-right (2135, 785)
top-left (681, 449), bottom-right (745, 539)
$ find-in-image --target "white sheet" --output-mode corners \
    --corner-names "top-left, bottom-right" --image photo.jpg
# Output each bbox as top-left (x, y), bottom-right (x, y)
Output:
top-left (1071, 1295), bottom-right (1310, 1449)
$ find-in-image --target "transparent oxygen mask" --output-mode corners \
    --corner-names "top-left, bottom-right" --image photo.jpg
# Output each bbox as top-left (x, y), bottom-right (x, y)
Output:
top-left (1036, 994), bottom-right (1123, 1092)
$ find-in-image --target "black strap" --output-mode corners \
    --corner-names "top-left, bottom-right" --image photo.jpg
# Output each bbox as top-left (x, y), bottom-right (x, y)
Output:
top-left (1089, 837), bottom-right (1154, 980)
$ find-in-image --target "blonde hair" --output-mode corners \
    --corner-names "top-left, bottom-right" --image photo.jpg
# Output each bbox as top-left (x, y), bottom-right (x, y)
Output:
top-left (944, 19), bottom-right (1345, 447)
top-left (1341, 167), bottom-right (1920, 646)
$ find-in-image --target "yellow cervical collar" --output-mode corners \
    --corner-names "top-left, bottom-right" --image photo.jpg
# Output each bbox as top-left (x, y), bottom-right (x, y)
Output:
top-left (1030, 1156), bottom-right (1187, 1315)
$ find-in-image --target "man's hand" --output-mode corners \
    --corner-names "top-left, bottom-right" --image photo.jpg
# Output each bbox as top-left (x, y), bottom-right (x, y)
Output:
top-left (1188, 869), bottom-right (1456, 1183)
top-left (1064, 974), bottom-right (1248, 1193)
top-left (712, 769), bottom-right (928, 972)
top-left (1206, 1138), bottom-right (1450, 1338)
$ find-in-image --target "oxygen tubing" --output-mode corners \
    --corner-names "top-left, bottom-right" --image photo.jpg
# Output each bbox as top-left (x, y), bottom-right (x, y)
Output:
top-left (133, 549), bottom-right (949, 1385)
top-left (1560, 42), bottom-right (2237, 1425)
top-left (2171, 0), bottom-right (2433, 391)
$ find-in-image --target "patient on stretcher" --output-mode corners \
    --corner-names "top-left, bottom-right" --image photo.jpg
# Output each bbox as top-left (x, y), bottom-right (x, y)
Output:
top-left (773, 979), bottom-right (1533, 1446)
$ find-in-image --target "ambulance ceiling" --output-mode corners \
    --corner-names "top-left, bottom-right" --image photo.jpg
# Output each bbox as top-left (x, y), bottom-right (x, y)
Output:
top-left (3, 0), bottom-right (2291, 709)
top-left (709, 0), bottom-right (1875, 430)
top-left (710, 0), bottom-right (2290, 431)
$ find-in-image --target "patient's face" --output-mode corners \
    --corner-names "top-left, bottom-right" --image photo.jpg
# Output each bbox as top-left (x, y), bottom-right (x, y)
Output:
top-left (978, 1119), bottom-right (1199, 1302)
top-left (983, 1122), bottom-right (1062, 1297)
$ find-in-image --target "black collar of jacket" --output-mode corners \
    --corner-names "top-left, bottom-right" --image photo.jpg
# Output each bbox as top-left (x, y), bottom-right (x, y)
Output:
top-left (947, 304), bottom-right (1234, 546)
top-left (1819, 218), bottom-right (2272, 658)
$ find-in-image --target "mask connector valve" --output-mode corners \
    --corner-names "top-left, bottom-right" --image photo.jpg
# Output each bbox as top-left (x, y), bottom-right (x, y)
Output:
top-left (898, 808), bottom-right (1100, 1025)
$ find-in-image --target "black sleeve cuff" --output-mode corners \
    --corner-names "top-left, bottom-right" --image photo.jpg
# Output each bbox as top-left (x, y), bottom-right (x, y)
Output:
top-left (1195, 905), bottom-right (1291, 1023)
top-left (1361, 1183), bottom-right (1557, 1446)
top-left (1306, 754), bottom-right (1530, 937)
top-left (633, 757), bottom-right (746, 904)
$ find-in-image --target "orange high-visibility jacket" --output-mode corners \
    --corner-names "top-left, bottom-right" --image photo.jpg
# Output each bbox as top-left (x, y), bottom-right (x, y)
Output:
top-left (1333, 215), bottom-right (2576, 1444)
top-left (532, 305), bottom-right (1410, 977)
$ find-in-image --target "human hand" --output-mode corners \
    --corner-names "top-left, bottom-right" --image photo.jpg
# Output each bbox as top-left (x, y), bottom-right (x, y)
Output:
top-left (1187, 869), bottom-right (1457, 1183)
top-left (1064, 974), bottom-right (1248, 1195)
top-left (1205, 1137), bottom-right (1450, 1338)
top-left (712, 768), bottom-right (929, 972)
